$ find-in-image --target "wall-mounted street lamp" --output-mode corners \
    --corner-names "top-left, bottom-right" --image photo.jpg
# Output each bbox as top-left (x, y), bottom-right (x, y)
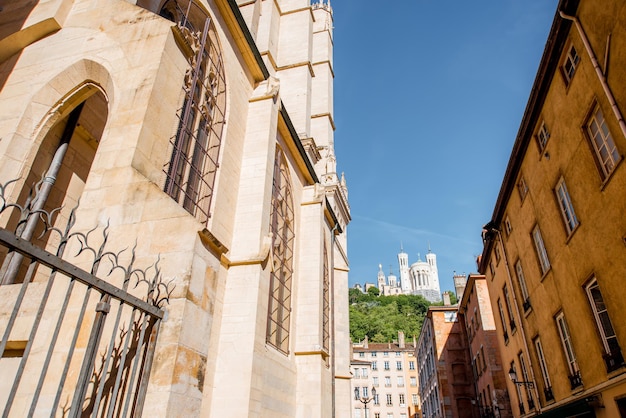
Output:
top-left (355, 387), bottom-right (376, 418)
top-left (508, 366), bottom-right (535, 388)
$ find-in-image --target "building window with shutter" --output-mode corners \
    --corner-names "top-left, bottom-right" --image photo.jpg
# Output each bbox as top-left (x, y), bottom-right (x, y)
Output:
top-left (555, 177), bottom-right (579, 236)
top-left (517, 175), bottom-right (529, 202)
top-left (585, 278), bottom-right (625, 372)
top-left (532, 225), bottom-right (551, 275)
top-left (556, 312), bottom-right (582, 389)
top-left (498, 298), bottom-right (509, 343)
top-left (515, 260), bottom-right (531, 311)
top-left (585, 105), bottom-right (621, 181)
top-left (503, 285), bottom-right (516, 332)
top-left (562, 43), bottom-right (580, 84)
top-left (536, 120), bottom-right (550, 152)
top-left (534, 337), bottom-right (554, 402)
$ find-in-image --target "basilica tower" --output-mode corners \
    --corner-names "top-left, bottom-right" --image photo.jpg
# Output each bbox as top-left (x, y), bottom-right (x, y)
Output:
top-left (378, 264), bottom-right (386, 289)
top-left (398, 245), bottom-right (411, 293)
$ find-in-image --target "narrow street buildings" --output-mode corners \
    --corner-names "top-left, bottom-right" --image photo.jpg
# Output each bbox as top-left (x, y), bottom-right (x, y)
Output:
top-left (459, 274), bottom-right (512, 418)
top-left (417, 305), bottom-right (476, 418)
top-left (479, 0), bottom-right (626, 416)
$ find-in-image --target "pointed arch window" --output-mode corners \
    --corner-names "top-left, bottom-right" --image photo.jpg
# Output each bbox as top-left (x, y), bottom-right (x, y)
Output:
top-left (160, 0), bottom-right (226, 224)
top-left (266, 148), bottom-right (295, 354)
top-left (322, 241), bottom-right (330, 352)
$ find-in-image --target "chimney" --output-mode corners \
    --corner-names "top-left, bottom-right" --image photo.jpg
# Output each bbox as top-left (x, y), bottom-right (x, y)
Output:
top-left (398, 331), bottom-right (405, 349)
top-left (443, 292), bottom-right (451, 306)
top-left (363, 335), bottom-right (369, 349)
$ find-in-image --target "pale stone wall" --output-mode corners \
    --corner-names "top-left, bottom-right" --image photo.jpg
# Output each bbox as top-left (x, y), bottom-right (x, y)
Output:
top-left (0, 0), bottom-right (350, 416)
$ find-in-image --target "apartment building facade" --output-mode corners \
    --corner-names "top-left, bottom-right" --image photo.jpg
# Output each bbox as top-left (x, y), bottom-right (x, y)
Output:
top-left (459, 274), bottom-right (513, 418)
top-left (479, 0), bottom-right (626, 416)
top-left (417, 306), bottom-right (477, 418)
top-left (352, 333), bottom-right (421, 418)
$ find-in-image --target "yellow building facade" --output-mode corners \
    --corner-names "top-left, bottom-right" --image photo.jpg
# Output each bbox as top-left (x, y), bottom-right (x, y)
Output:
top-left (0, 0), bottom-right (352, 417)
top-left (479, 0), bottom-right (626, 417)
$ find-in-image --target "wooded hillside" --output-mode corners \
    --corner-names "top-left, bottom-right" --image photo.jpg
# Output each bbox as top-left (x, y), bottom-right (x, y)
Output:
top-left (349, 287), bottom-right (456, 343)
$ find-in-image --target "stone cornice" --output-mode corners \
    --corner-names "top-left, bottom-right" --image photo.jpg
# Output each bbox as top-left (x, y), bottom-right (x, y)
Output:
top-left (311, 59), bottom-right (335, 78)
top-left (276, 61), bottom-right (315, 77)
top-left (216, 0), bottom-right (269, 82)
top-left (311, 112), bottom-right (335, 131)
top-left (278, 102), bottom-right (319, 185)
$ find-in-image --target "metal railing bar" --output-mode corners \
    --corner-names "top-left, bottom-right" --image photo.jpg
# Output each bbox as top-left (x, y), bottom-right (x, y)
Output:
top-left (122, 315), bottom-right (154, 417)
top-left (106, 308), bottom-right (138, 418)
top-left (91, 298), bottom-right (125, 418)
top-left (1, 261), bottom-right (37, 418)
top-left (94, 250), bottom-right (142, 417)
top-left (29, 221), bottom-right (74, 414)
top-left (0, 229), bottom-right (163, 318)
top-left (50, 285), bottom-right (93, 416)
top-left (29, 275), bottom-right (75, 416)
top-left (69, 293), bottom-right (110, 418)
top-left (0, 256), bottom-right (37, 359)
top-left (131, 317), bottom-right (160, 418)
top-left (14, 266), bottom-right (62, 416)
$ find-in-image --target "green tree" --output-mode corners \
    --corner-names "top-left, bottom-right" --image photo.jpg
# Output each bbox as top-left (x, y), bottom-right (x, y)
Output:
top-left (349, 293), bottom-right (430, 343)
top-left (367, 286), bottom-right (380, 297)
top-left (348, 287), bottom-right (363, 304)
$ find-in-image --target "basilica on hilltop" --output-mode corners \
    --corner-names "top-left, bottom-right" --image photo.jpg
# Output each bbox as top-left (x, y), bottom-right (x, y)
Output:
top-left (376, 246), bottom-right (441, 302)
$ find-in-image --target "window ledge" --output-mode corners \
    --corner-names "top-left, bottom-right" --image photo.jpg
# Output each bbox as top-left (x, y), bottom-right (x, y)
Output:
top-left (564, 224), bottom-right (580, 245)
top-left (607, 365), bottom-right (626, 380)
top-left (599, 157), bottom-right (623, 191)
top-left (523, 306), bottom-right (533, 318)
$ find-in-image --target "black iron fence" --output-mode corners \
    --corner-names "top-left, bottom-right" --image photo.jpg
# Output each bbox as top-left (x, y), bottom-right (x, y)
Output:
top-left (0, 179), bottom-right (173, 417)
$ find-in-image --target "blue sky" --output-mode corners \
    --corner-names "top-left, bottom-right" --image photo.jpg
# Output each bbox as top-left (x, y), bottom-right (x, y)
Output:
top-left (332, 1), bottom-right (560, 293)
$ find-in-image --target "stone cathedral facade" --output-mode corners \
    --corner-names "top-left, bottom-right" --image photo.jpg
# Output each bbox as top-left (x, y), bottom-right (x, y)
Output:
top-left (0, 0), bottom-right (351, 417)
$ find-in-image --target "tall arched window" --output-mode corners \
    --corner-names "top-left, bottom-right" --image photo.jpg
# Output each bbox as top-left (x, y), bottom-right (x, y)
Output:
top-left (160, 0), bottom-right (226, 223)
top-left (322, 241), bottom-right (330, 352)
top-left (266, 148), bottom-right (295, 354)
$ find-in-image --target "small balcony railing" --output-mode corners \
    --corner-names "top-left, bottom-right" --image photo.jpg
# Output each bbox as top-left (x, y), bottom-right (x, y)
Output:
top-left (544, 386), bottom-right (554, 402)
top-left (603, 348), bottom-right (625, 373)
top-left (568, 371), bottom-right (583, 390)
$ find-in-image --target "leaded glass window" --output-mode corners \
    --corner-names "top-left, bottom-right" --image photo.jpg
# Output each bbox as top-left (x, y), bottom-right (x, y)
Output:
top-left (266, 148), bottom-right (295, 354)
top-left (322, 241), bottom-right (330, 352)
top-left (161, 0), bottom-right (226, 223)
